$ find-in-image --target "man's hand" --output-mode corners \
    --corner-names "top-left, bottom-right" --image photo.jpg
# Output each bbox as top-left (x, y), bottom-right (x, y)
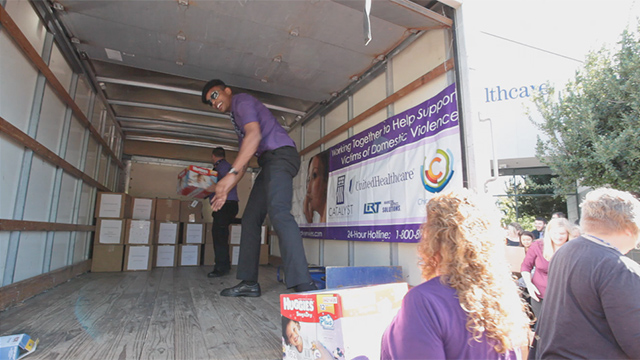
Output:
top-left (210, 175), bottom-right (234, 211)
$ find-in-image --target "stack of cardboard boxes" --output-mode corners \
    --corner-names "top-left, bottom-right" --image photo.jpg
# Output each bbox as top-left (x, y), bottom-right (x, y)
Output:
top-left (92, 192), bottom-right (156, 272)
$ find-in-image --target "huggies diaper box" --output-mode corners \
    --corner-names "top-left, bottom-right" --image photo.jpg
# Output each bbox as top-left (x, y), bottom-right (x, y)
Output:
top-left (280, 282), bottom-right (408, 360)
top-left (177, 165), bottom-right (218, 198)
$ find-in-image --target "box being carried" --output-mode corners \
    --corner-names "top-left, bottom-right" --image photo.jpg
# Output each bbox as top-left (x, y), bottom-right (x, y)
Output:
top-left (280, 282), bottom-right (408, 360)
top-left (177, 166), bottom-right (218, 199)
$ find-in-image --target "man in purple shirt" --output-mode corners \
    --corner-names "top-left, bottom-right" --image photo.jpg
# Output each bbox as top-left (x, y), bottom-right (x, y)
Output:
top-left (202, 79), bottom-right (316, 297)
top-left (206, 147), bottom-right (239, 278)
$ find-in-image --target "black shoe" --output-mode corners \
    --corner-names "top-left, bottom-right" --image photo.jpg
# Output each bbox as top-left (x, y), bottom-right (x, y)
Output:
top-left (207, 269), bottom-right (229, 278)
top-left (220, 281), bottom-right (261, 297)
top-left (293, 281), bottom-right (318, 293)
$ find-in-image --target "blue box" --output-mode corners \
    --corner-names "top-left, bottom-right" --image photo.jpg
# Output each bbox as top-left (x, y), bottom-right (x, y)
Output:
top-left (0, 334), bottom-right (38, 360)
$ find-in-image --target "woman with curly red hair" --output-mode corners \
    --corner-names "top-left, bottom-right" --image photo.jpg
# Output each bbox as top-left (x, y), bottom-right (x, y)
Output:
top-left (381, 190), bottom-right (530, 359)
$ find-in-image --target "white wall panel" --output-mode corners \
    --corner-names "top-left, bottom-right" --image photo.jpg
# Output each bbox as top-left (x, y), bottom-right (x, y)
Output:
top-left (289, 125), bottom-right (301, 149)
top-left (303, 239), bottom-right (321, 265)
top-left (353, 74), bottom-right (386, 118)
top-left (4, 0), bottom-right (47, 56)
top-left (0, 31), bottom-right (38, 132)
top-left (13, 231), bottom-right (46, 283)
top-left (23, 156), bottom-right (55, 221)
top-left (91, 100), bottom-right (105, 130)
top-left (0, 233), bottom-right (9, 283)
top-left (84, 137), bottom-right (99, 176)
top-left (36, 84), bottom-right (67, 154)
top-left (49, 43), bottom-right (73, 93)
top-left (398, 242), bottom-right (422, 285)
top-left (304, 116), bottom-right (322, 147)
top-left (354, 241), bottom-right (391, 266)
top-left (97, 150), bottom-right (108, 185)
top-left (325, 101), bottom-right (348, 136)
top-left (73, 232), bottom-right (90, 263)
top-left (322, 240), bottom-right (349, 266)
top-left (77, 183), bottom-right (94, 225)
top-left (56, 173), bottom-right (77, 223)
top-left (352, 109), bottom-right (387, 135)
top-left (324, 132), bottom-right (348, 149)
top-left (393, 30), bottom-right (447, 94)
top-left (108, 162), bottom-right (118, 191)
top-left (74, 76), bottom-right (92, 117)
top-left (0, 136), bottom-right (24, 218)
top-left (65, 116), bottom-right (84, 168)
top-left (50, 231), bottom-right (70, 270)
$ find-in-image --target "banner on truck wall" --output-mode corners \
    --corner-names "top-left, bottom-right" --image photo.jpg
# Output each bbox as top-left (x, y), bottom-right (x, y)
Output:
top-left (294, 83), bottom-right (463, 243)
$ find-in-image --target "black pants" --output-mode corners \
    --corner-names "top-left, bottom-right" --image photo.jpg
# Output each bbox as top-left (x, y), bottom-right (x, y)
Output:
top-left (236, 146), bottom-right (312, 288)
top-left (212, 200), bottom-right (238, 272)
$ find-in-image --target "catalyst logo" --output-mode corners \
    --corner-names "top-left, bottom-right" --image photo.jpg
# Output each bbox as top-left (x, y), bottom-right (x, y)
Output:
top-left (421, 149), bottom-right (454, 193)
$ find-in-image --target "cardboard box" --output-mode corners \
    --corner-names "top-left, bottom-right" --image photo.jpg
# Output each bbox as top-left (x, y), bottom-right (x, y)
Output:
top-left (95, 192), bottom-right (132, 219)
top-left (203, 242), bottom-right (215, 266)
top-left (95, 219), bottom-right (126, 244)
top-left (155, 199), bottom-right (181, 222)
top-left (131, 197), bottom-right (156, 220)
top-left (280, 282), bottom-right (408, 360)
top-left (205, 223), bottom-right (213, 244)
top-left (0, 334), bottom-right (38, 360)
top-left (91, 244), bottom-right (124, 272)
top-left (180, 200), bottom-right (204, 223)
top-left (182, 223), bottom-right (204, 244)
top-left (154, 245), bottom-right (177, 267)
top-left (230, 244), bottom-right (268, 265)
top-left (123, 245), bottom-right (153, 271)
top-left (155, 222), bottom-right (179, 245)
top-left (179, 244), bottom-right (201, 266)
top-left (229, 224), bottom-right (266, 245)
top-left (125, 219), bottom-right (154, 245)
top-left (177, 165), bottom-right (218, 198)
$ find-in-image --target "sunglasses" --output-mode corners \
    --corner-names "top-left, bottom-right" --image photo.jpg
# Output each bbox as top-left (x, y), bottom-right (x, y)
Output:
top-left (206, 90), bottom-right (220, 106)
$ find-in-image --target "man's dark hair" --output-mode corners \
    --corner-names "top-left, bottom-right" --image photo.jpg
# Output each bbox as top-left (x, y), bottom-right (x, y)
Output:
top-left (535, 216), bottom-right (547, 224)
top-left (552, 211), bottom-right (567, 218)
top-left (201, 79), bottom-right (226, 104)
top-left (212, 147), bottom-right (225, 158)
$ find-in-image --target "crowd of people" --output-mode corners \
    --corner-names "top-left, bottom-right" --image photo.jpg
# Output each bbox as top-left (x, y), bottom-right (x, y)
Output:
top-left (381, 187), bottom-right (640, 359)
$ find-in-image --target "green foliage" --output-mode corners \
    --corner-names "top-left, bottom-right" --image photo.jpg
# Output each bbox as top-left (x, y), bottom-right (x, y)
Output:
top-left (531, 25), bottom-right (640, 194)
top-left (498, 175), bottom-right (567, 229)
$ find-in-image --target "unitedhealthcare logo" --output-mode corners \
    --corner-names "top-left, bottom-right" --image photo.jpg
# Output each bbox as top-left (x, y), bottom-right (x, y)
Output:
top-left (421, 149), bottom-right (454, 193)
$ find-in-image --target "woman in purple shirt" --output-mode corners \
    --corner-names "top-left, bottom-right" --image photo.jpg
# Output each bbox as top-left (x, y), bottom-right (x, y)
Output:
top-left (520, 217), bottom-right (571, 322)
top-left (381, 190), bottom-right (530, 359)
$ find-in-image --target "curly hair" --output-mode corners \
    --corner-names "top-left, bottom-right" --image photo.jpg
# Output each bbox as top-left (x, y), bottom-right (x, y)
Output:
top-left (418, 190), bottom-right (530, 353)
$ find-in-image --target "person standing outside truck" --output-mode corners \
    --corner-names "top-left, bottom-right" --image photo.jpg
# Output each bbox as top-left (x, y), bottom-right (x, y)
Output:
top-left (535, 188), bottom-right (640, 359)
top-left (202, 79), bottom-right (316, 297)
top-left (206, 147), bottom-right (239, 278)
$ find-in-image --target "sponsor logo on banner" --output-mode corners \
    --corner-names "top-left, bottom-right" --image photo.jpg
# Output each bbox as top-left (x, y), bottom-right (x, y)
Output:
top-left (421, 149), bottom-right (455, 193)
top-left (336, 175), bottom-right (345, 205)
top-left (364, 202), bottom-right (381, 214)
top-left (382, 200), bottom-right (401, 213)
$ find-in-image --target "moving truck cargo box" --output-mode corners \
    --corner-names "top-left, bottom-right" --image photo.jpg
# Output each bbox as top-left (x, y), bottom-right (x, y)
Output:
top-left (155, 222), bottom-right (179, 245)
top-left (280, 282), bottom-right (408, 360)
top-left (91, 244), bottom-right (124, 272)
top-left (154, 245), bottom-right (177, 268)
top-left (155, 199), bottom-right (181, 222)
top-left (203, 242), bottom-right (215, 266)
top-left (180, 200), bottom-right (204, 223)
top-left (131, 197), bottom-right (156, 220)
top-left (177, 165), bottom-right (217, 199)
top-left (179, 244), bottom-right (201, 266)
top-left (125, 220), bottom-right (154, 245)
top-left (95, 219), bottom-right (126, 244)
top-left (123, 245), bottom-right (153, 271)
top-left (95, 192), bottom-right (132, 219)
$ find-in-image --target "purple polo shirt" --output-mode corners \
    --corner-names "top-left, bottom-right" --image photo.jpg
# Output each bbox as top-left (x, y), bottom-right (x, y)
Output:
top-left (381, 277), bottom-right (521, 360)
top-left (230, 93), bottom-right (296, 157)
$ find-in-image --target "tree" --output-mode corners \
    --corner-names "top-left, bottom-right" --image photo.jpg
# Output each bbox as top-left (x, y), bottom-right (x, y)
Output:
top-left (498, 174), bottom-right (567, 229)
top-left (531, 25), bottom-right (640, 194)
